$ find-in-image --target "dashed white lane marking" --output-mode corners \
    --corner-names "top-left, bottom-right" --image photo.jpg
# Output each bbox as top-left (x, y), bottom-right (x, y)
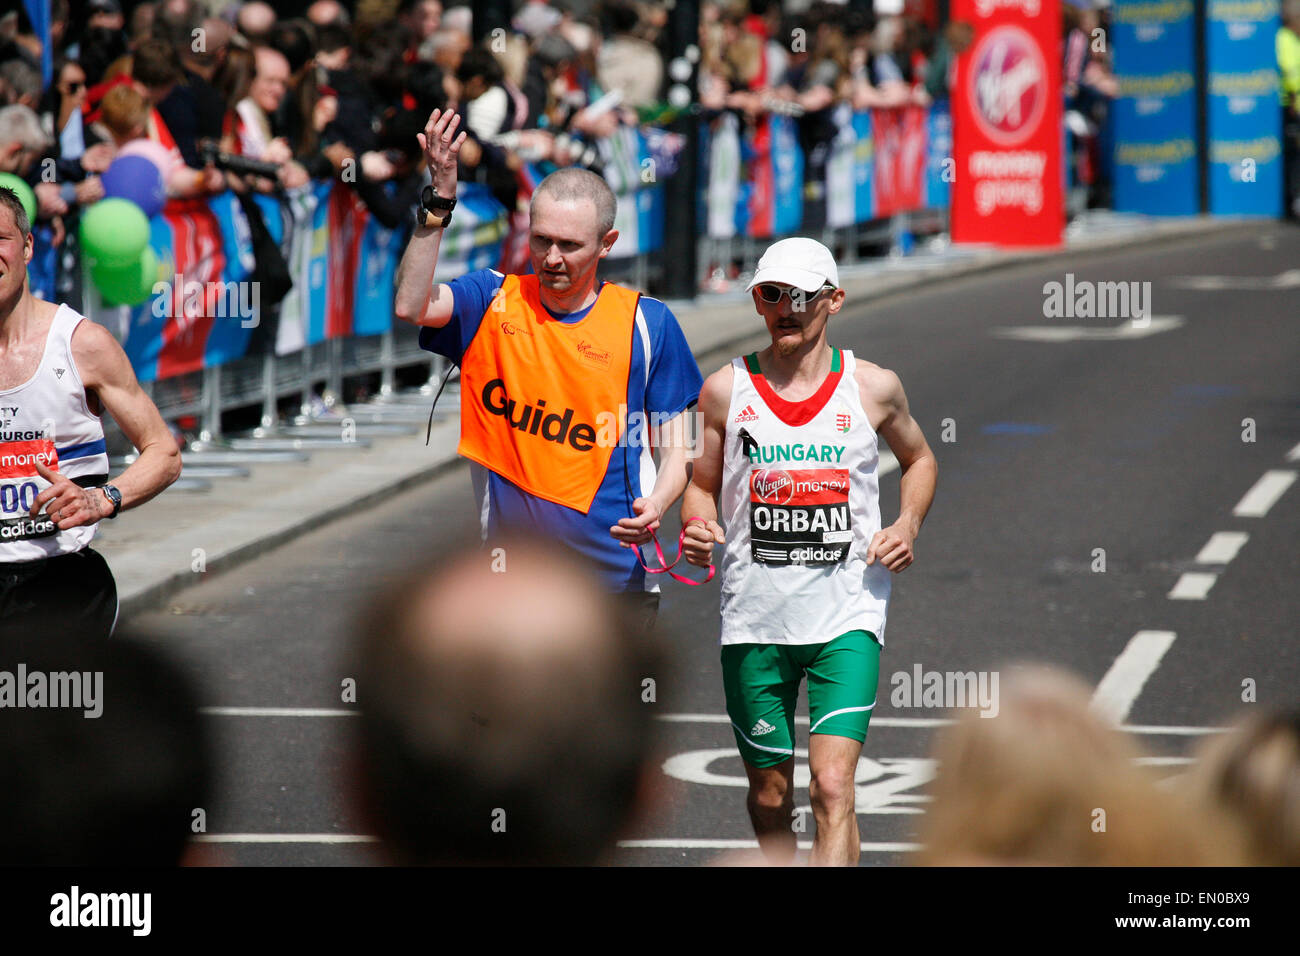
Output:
top-left (616, 839), bottom-right (921, 853)
top-left (199, 707), bottom-right (357, 717)
top-left (1195, 531), bottom-right (1249, 565)
top-left (192, 834), bottom-right (378, 843)
top-left (1090, 630), bottom-right (1177, 725)
top-left (1232, 470), bottom-right (1297, 517)
top-left (1169, 572), bottom-right (1218, 601)
top-left (1287, 442), bottom-right (1300, 462)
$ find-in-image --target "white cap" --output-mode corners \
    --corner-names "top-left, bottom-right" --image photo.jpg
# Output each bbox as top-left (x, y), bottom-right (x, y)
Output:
top-left (746, 237), bottom-right (839, 293)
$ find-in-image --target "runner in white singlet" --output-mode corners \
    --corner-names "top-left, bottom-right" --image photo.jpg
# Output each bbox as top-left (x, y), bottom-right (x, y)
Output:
top-left (682, 237), bottom-right (938, 866)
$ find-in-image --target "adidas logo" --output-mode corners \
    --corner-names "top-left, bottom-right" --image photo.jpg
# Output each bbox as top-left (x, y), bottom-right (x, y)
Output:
top-left (750, 719), bottom-right (777, 737)
top-left (734, 404), bottom-right (759, 423)
top-left (53, 368), bottom-right (65, 379)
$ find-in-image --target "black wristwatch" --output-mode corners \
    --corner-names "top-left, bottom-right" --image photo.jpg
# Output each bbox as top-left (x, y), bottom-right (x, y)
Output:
top-left (418, 184), bottom-right (456, 229)
top-left (99, 484), bottom-right (122, 519)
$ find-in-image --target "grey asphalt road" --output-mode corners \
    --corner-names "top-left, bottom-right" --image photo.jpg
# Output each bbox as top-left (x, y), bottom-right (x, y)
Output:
top-left (124, 223), bottom-right (1300, 866)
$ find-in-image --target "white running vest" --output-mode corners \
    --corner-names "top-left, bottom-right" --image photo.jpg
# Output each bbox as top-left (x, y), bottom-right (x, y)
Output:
top-left (718, 349), bottom-right (890, 646)
top-left (0, 304), bottom-right (110, 562)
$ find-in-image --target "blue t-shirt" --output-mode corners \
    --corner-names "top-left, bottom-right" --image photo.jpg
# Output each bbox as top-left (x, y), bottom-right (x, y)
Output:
top-left (420, 269), bottom-right (704, 591)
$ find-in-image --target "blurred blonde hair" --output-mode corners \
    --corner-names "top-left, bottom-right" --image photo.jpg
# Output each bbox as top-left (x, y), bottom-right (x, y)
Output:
top-left (917, 665), bottom-right (1235, 866)
top-left (1185, 709), bottom-right (1300, 866)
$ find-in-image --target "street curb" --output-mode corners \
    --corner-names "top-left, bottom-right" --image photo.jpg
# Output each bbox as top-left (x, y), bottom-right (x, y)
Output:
top-left (116, 217), bottom-right (1268, 619)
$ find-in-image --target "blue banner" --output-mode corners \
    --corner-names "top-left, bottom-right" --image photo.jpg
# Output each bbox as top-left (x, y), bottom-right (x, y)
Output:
top-left (925, 100), bottom-right (953, 210)
top-left (203, 190), bottom-right (256, 368)
top-left (1206, 0), bottom-right (1283, 215)
top-left (1111, 0), bottom-right (1199, 215)
top-left (353, 213), bottom-right (404, 337)
top-left (769, 115), bottom-right (804, 236)
top-left (853, 111), bottom-right (875, 223)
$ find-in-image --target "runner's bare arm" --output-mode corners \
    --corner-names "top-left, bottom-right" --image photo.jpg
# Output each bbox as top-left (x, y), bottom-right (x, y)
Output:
top-left (29, 321), bottom-right (181, 528)
top-left (859, 364), bottom-right (936, 572)
top-left (394, 108), bottom-right (466, 329)
top-left (612, 409), bottom-right (692, 546)
top-left (681, 365), bottom-right (732, 567)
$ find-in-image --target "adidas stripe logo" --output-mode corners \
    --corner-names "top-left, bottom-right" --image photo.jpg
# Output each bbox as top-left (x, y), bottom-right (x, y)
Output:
top-left (750, 719), bottom-right (777, 737)
top-left (734, 404), bottom-right (758, 423)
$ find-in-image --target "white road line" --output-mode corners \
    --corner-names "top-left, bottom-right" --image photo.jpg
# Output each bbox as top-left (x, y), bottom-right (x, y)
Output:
top-left (655, 713), bottom-right (1224, 735)
top-left (1090, 630), bottom-right (1177, 725)
top-left (616, 839), bottom-right (920, 853)
top-left (1168, 572), bottom-right (1218, 600)
top-left (192, 834), bottom-right (379, 843)
top-left (1195, 531), bottom-right (1250, 565)
top-left (1287, 442), bottom-right (1300, 462)
top-left (1119, 724), bottom-right (1228, 736)
top-left (1135, 756), bottom-right (1195, 766)
top-left (1232, 470), bottom-right (1297, 517)
top-left (199, 707), bottom-right (358, 717)
top-left (654, 714), bottom-right (952, 728)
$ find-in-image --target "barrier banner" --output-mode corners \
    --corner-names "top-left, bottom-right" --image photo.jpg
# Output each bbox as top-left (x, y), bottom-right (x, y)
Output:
top-left (275, 184), bottom-right (319, 356)
top-left (873, 105), bottom-right (928, 217)
top-left (951, 0), bottom-right (1063, 246)
top-left (925, 99), bottom-right (954, 209)
top-left (853, 110), bottom-right (876, 223)
top-left (353, 196), bottom-right (406, 338)
top-left (1205, 0), bottom-right (1282, 215)
top-left (1111, 0), bottom-right (1199, 215)
top-left (324, 184), bottom-right (366, 339)
top-left (745, 114), bottom-right (804, 238)
top-left (114, 196), bottom-right (252, 382)
top-left (704, 113), bottom-right (744, 239)
top-left (600, 124), bottom-right (666, 258)
top-left (826, 103), bottom-right (859, 229)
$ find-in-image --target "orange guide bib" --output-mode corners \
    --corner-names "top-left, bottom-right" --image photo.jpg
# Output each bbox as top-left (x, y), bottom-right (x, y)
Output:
top-left (457, 275), bottom-right (637, 514)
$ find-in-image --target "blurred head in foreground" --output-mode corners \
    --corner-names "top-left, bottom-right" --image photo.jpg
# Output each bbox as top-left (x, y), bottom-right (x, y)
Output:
top-left (1185, 707), bottom-right (1300, 866)
top-left (917, 665), bottom-right (1234, 866)
top-left (353, 537), bottom-right (661, 865)
top-left (0, 630), bottom-right (210, 865)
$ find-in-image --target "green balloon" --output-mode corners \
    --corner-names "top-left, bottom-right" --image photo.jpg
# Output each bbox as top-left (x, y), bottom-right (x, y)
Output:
top-left (0, 173), bottom-right (37, 225)
top-left (92, 247), bottom-right (159, 306)
top-left (80, 198), bottom-right (150, 268)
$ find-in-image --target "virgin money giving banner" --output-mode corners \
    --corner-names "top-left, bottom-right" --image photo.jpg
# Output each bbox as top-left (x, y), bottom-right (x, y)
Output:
top-left (951, 0), bottom-right (1063, 247)
top-left (1205, 0), bottom-right (1283, 216)
top-left (1111, 0), bottom-right (1199, 215)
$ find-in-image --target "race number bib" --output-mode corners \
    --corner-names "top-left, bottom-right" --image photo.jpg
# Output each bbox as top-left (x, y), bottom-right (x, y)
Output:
top-left (0, 440), bottom-right (58, 542)
top-left (749, 467), bottom-right (852, 565)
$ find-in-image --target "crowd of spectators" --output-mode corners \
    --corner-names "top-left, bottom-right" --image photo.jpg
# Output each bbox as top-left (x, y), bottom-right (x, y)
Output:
top-left (1, 0), bottom-right (1121, 304)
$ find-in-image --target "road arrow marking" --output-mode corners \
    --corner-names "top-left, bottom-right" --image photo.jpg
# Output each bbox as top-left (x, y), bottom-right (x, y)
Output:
top-left (1169, 269), bottom-right (1300, 290)
top-left (991, 316), bottom-right (1184, 341)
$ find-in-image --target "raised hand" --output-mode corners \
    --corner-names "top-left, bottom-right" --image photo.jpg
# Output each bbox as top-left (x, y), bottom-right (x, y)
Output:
top-left (417, 108), bottom-right (467, 198)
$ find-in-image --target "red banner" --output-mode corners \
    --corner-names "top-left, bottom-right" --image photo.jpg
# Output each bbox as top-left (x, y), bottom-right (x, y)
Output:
top-left (872, 106), bottom-right (928, 218)
top-left (950, 0), bottom-right (1063, 247)
top-left (156, 198), bottom-right (227, 380)
top-left (326, 184), bottom-right (367, 339)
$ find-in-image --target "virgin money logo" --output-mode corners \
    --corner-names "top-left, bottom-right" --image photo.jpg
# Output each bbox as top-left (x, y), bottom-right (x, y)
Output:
top-left (969, 26), bottom-right (1047, 147)
top-left (751, 469), bottom-right (793, 505)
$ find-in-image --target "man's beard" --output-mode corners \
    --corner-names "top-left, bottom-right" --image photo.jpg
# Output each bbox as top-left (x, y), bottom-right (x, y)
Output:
top-left (774, 332), bottom-right (802, 357)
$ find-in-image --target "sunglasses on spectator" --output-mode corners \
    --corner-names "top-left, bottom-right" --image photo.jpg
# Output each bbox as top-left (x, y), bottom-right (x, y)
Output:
top-left (61, 81), bottom-right (84, 93)
top-left (754, 282), bottom-right (837, 304)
